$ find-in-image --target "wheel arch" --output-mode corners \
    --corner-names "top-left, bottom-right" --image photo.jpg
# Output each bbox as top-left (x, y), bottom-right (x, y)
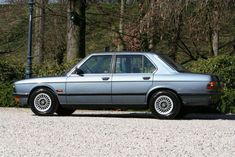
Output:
top-left (146, 87), bottom-right (182, 107)
top-left (27, 84), bottom-right (59, 105)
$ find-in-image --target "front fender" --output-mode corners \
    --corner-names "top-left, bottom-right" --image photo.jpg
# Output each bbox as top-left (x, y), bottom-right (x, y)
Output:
top-left (28, 83), bottom-right (66, 105)
top-left (30, 83), bottom-right (58, 95)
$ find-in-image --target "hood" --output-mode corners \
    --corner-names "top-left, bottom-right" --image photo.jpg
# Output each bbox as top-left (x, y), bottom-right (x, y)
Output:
top-left (14, 76), bottom-right (67, 84)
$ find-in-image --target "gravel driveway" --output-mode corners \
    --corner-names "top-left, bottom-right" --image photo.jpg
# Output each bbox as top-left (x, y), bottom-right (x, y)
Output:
top-left (0, 108), bottom-right (235, 157)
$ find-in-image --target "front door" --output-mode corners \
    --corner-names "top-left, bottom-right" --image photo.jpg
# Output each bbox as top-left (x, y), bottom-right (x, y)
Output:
top-left (66, 55), bottom-right (113, 105)
top-left (112, 54), bottom-right (156, 105)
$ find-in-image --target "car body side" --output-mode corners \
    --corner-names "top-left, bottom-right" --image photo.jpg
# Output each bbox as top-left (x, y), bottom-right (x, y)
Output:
top-left (13, 52), bottom-right (221, 109)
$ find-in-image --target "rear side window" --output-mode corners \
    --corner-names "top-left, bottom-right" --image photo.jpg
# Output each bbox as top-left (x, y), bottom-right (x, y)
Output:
top-left (115, 55), bottom-right (156, 73)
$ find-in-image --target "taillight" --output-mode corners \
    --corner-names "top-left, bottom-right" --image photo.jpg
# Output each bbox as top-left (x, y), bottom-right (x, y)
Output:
top-left (207, 81), bottom-right (217, 90)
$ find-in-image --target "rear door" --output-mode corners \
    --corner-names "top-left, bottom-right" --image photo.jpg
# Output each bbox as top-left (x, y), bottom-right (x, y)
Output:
top-left (111, 54), bottom-right (156, 105)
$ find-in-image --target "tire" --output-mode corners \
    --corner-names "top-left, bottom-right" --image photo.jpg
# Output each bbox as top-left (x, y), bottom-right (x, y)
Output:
top-left (149, 90), bottom-right (181, 119)
top-left (29, 88), bottom-right (58, 116)
top-left (177, 106), bottom-right (189, 118)
top-left (56, 106), bottom-right (76, 116)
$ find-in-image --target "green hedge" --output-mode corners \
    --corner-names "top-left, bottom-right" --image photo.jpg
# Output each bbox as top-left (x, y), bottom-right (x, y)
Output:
top-left (0, 60), bottom-right (24, 107)
top-left (187, 55), bottom-right (235, 89)
top-left (33, 59), bottom-right (78, 77)
top-left (0, 60), bottom-right (24, 82)
top-left (220, 88), bottom-right (235, 113)
top-left (186, 55), bottom-right (235, 113)
top-left (0, 59), bottom-right (77, 107)
top-left (0, 82), bottom-right (16, 107)
top-left (1, 56), bottom-right (235, 113)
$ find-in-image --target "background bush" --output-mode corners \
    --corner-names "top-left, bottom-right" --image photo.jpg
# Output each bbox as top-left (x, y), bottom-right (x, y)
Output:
top-left (0, 60), bottom-right (24, 107)
top-left (0, 82), bottom-right (16, 107)
top-left (33, 59), bottom-right (78, 77)
top-left (1, 56), bottom-right (234, 113)
top-left (186, 55), bottom-right (235, 89)
top-left (0, 59), bottom-right (77, 107)
top-left (186, 55), bottom-right (235, 113)
top-left (0, 60), bottom-right (24, 82)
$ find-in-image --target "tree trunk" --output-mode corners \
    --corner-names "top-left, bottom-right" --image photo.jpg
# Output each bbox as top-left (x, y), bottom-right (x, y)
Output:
top-left (78, 0), bottom-right (86, 58)
top-left (54, 0), bottom-right (66, 65)
top-left (139, 1), bottom-right (149, 51)
top-left (170, 12), bottom-right (182, 61)
top-left (147, 0), bottom-right (155, 51)
top-left (117, 0), bottom-right (125, 51)
top-left (212, 10), bottom-right (219, 56)
top-left (34, 0), bottom-right (46, 65)
top-left (66, 0), bottom-right (79, 62)
top-left (232, 39), bottom-right (235, 55)
top-left (212, 30), bottom-right (219, 56)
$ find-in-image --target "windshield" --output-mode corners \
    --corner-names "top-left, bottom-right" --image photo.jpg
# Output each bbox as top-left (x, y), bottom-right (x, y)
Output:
top-left (158, 54), bottom-right (188, 72)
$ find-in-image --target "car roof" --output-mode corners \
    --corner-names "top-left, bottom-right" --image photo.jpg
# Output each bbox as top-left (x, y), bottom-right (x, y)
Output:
top-left (89, 51), bottom-right (160, 56)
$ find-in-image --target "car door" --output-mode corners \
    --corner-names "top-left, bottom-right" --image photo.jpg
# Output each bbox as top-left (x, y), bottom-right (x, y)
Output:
top-left (112, 54), bottom-right (156, 105)
top-left (66, 54), bottom-right (113, 105)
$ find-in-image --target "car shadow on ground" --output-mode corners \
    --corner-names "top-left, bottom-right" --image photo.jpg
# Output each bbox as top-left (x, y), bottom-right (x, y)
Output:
top-left (69, 112), bottom-right (235, 120)
top-left (71, 112), bottom-right (155, 119)
top-left (183, 113), bottom-right (235, 120)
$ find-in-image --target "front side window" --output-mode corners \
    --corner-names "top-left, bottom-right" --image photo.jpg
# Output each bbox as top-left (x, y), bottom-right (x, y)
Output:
top-left (79, 55), bottom-right (112, 74)
top-left (115, 55), bottom-right (156, 73)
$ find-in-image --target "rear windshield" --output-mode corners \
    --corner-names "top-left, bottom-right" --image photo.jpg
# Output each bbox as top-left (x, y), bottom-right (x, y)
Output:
top-left (158, 54), bottom-right (188, 72)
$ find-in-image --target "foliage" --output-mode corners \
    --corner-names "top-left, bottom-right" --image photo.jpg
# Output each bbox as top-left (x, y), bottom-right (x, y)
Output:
top-left (186, 55), bottom-right (235, 88)
top-left (0, 58), bottom-right (79, 107)
top-left (0, 60), bottom-right (24, 82)
top-left (0, 82), bottom-right (15, 107)
top-left (0, 1), bottom-right (235, 112)
top-left (33, 59), bottom-right (79, 77)
top-left (220, 88), bottom-right (235, 113)
top-left (186, 55), bottom-right (235, 113)
top-left (0, 59), bottom-right (22, 107)
top-left (1, 55), bottom-right (235, 113)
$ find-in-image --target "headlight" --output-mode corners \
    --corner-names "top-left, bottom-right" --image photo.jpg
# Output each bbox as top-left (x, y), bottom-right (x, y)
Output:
top-left (13, 85), bottom-right (16, 93)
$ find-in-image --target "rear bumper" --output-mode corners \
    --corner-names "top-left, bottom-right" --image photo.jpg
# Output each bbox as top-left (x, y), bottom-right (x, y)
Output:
top-left (180, 91), bottom-right (221, 107)
top-left (12, 93), bottom-right (29, 106)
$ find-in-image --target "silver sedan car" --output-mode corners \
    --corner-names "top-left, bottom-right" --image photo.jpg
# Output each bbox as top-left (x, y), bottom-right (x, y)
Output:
top-left (13, 52), bottom-right (222, 119)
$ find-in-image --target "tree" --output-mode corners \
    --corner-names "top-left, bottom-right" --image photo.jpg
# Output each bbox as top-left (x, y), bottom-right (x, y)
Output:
top-left (34, 0), bottom-right (47, 65)
top-left (66, 0), bottom-right (79, 62)
top-left (212, 10), bottom-right (219, 56)
top-left (78, 0), bottom-right (86, 58)
top-left (117, 0), bottom-right (125, 51)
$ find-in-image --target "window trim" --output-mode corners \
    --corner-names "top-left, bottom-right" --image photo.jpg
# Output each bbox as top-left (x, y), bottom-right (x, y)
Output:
top-left (76, 54), bottom-right (113, 75)
top-left (113, 54), bottom-right (157, 74)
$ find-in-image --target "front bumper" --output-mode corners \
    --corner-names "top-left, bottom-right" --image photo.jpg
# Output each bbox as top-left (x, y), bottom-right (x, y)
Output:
top-left (13, 93), bottom-right (29, 106)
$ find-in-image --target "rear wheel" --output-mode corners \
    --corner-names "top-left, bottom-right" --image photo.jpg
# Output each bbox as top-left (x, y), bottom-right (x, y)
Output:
top-left (29, 88), bottom-right (58, 116)
top-left (56, 106), bottom-right (76, 116)
top-left (149, 90), bottom-right (181, 119)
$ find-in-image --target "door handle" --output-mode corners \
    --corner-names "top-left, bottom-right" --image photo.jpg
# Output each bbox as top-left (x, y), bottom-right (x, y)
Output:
top-left (102, 77), bottom-right (110, 81)
top-left (143, 77), bottom-right (151, 80)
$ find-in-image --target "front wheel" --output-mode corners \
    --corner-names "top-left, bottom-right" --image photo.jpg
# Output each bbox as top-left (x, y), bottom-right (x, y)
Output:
top-left (29, 88), bottom-right (58, 116)
top-left (149, 90), bottom-right (181, 119)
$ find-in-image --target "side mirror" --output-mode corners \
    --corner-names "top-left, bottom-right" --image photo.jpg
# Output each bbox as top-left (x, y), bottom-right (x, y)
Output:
top-left (76, 68), bottom-right (84, 76)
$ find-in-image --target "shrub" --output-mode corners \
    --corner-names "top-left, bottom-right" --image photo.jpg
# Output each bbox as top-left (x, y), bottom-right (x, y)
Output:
top-left (0, 82), bottom-right (15, 107)
top-left (0, 59), bottom-right (24, 107)
top-left (0, 59), bottom-right (79, 107)
top-left (220, 89), bottom-right (235, 113)
top-left (186, 55), bottom-right (235, 89)
top-left (186, 55), bottom-right (235, 113)
top-left (33, 59), bottom-right (78, 77)
top-left (0, 60), bottom-right (24, 82)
